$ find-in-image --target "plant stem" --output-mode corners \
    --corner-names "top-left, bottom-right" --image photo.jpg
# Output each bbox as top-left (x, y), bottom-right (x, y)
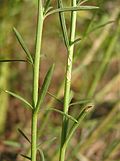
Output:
top-left (31, 0), bottom-right (44, 161)
top-left (33, 0), bottom-right (44, 107)
top-left (59, 0), bottom-right (77, 160)
top-left (59, 146), bottom-right (66, 161)
top-left (31, 112), bottom-right (38, 161)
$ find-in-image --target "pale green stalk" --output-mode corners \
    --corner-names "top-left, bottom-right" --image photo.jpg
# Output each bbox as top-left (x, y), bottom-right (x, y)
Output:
top-left (59, 0), bottom-right (77, 160)
top-left (33, 0), bottom-right (44, 107)
top-left (31, 113), bottom-right (38, 161)
top-left (31, 0), bottom-right (44, 161)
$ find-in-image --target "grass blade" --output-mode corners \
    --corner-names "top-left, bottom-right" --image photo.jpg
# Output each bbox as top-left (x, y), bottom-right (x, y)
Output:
top-left (57, 0), bottom-right (69, 49)
top-left (13, 27), bottom-right (33, 64)
top-left (5, 90), bottom-right (33, 110)
top-left (45, 6), bottom-right (99, 17)
top-left (18, 128), bottom-right (31, 144)
top-left (36, 64), bottom-right (54, 113)
top-left (47, 108), bottom-right (78, 123)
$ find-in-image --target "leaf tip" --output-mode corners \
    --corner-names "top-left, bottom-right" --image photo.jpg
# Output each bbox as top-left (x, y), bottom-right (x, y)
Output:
top-left (51, 63), bottom-right (55, 70)
top-left (13, 27), bottom-right (17, 33)
top-left (85, 103), bottom-right (94, 112)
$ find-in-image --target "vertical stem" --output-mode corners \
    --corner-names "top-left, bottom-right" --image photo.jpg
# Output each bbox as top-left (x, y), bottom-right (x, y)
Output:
top-left (59, 0), bottom-right (77, 160)
top-left (33, 0), bottom-right (44, 107)
top-left (31, 112), bottom-right (38, 161)
top-left (59, 146), bottom-right (66, 161)
top-left (31, 0), bottom-right (44, 161)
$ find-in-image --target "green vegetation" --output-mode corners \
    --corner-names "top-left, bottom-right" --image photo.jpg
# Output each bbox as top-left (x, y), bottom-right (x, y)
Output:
top-left (0, 0), bottom-right (119, 161)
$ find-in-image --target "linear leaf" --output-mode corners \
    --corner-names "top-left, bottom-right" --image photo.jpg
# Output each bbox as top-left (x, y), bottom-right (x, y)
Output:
top-left (13, 27), bottom-right (33, 64)
top-left (36, 64), bottom-right (54, 113)
top-left (69, 90), bottom-right (74, 104)
top-left (0, 59), bottom-right (27, 63)
top-left (4, 140), bottom-right (21, 148)
top-left (37, 137), bottom-right (56, 148)
top-left (70, 37), bottom-right (81, 45)
top-left (45, 6), bottom-right (99, 17)
top-left (77, 0), bottom-right (89, 5)
top-left (21, 154), bottom-right (31, 160)
top-left (44, 0), bottom-right (51, 13)
top-left (18, 128), bottom-right (31, 144)
top-left (57, 0), bottom-right (69, 49)
top-left (5, 90), bottom-right (33, 110)
top-left (44, 6), bottom-right (53, 14)
top-left (37, 149), bottom-right (45, 161)
top-left (77, 0), bottom-right (82, 4)
top-left (47, 108), bottom-right (78, 123)
top-left (65, 104), bottom-right (94, 146)
top-left (88, 20), bottom-right (115, 34)
top-left (47, 91), bottom-right (63, 104)
top-left (69, 99), bottom-right (92, 107)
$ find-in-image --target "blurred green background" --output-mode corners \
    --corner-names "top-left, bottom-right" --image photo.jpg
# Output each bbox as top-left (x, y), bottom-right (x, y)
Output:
top-left (0, 0), bottom-right (120, 161)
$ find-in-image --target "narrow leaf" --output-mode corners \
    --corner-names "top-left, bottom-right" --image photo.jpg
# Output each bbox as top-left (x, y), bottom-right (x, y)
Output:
top-left (70, 37), bottom-right (81, 45)
top-left (77, 0), bottom-right (89, 5)
top-left (44, 6), bottom-right (53, 14)
top-left (69, 90), bottom-right (74, 104)
top-left (37, 149), bottom-right (45, 161)
top-left (57, 0), bottom-right (69, 48)
top-left (21, 154), bottom-right (31, 160)
top-left (37, 137), bottom-right (56, 148)
top-left (5, 90), bottom-right (33, 110)
top-left (47, 108), bottom-right (78, 123)
top-left (47, 91), bottom-right (63, 104)
top-left (44, 0), bottom-right (51, 13)
top-left (18, 128), bottom-right (31, 144)
top-left (0, 59), bottom-right (27, 63)
top-left (45, 6), bottom-right (99, 17)
top-left (65, 104), bottom-right (94, 146)
top-left (69, 99), bottom-right (92, 107)
top-left (77, 0), bottom-right (82, 4)
top-left (88, 20), bottom-right (115, 34)
top-left (4, 140), bottom-right (21, 148)
top-left (13, 27), bottom-right (33, 64)
top-left (36, 64), bottom-right (54, 113)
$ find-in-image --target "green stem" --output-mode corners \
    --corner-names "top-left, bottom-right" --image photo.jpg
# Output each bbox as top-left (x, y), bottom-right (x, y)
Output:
top-left (59, 0), bottom-right (77, 160)
top-left (31, 0), bottom-right (44, 161)
top-left (59, 146), bottom-right (66, 161)
top-left (33, 0), bottom-right (44, 107)
top-left (31, 112), bottom-right (38, 161)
